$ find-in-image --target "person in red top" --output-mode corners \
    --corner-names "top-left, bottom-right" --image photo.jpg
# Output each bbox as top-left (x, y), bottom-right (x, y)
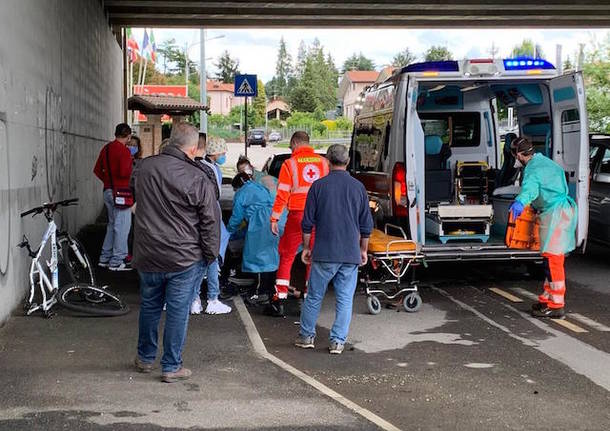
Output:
top-left (93, 123), bottom-right (134, 271)
top-left (269, 131), bottom-right (329, 316)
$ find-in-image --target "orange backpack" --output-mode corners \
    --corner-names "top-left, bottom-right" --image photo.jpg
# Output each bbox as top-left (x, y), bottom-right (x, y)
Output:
top-left (505, 206), bottom-right (540, 250)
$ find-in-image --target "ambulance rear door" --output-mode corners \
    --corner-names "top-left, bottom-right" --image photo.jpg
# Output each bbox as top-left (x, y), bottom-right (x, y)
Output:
top-left (549, 72), bottom-right (589, 249)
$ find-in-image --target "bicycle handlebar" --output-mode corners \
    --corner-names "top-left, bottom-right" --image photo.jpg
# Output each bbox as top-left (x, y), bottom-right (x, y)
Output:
top-left (20, 198), bottom-right (79, 218)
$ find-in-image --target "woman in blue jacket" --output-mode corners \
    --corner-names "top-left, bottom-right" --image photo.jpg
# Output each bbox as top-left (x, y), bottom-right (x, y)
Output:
top-left (228, 173), bottom-right (286, 315)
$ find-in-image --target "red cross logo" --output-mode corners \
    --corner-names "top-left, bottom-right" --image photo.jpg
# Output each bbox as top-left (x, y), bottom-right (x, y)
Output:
top-left (302, 164), bottom-right (320, 183)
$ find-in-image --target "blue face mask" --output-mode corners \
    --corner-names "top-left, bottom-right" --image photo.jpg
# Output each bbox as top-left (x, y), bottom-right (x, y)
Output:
top-left (128, 146), bottom-right (138, 156)
top-left (216, 154), bottom-right (227, 165)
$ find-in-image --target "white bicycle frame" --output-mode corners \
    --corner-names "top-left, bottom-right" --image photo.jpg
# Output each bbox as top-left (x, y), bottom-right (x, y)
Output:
top-left (25, 219), bottom-right (87, 315)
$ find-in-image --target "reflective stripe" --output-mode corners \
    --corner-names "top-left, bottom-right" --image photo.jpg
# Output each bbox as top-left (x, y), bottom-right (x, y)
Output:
top-left (294, 186), bottom-right (311, 194)
top-left (277, 183), bottom-right (291, 192)
top-left (288, 158), bottom-right (299, 191)
top-left (277, 292), bottom-right (288, 299)
top-left (275, 279), bottom-right (290, 286)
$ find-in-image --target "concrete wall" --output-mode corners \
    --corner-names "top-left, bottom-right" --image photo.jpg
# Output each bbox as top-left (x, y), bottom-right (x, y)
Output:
top-left (0, 0), bottom-right (123, 324)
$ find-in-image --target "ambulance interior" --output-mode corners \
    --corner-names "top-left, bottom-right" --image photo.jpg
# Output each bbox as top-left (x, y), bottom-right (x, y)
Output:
top-left (417, 80), bottom-right (553, 245)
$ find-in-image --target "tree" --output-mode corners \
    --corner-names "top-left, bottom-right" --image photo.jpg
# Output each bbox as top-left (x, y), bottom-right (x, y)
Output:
top-left (424, 46), bottom-right (453, 61)
top-left (510, 39), bottom-right (544, 58)
top-left (214, 50), bottom-right (240, 83)
top-left (269, 37), bottom-right (293, 98)
top-left (342, 52), bottom-right (375, 72)
top-left (294, 40), bottom-right (308, 78)
top-left (392, 48), bottom-right (417, 68)
top-left (157, 39), bottom-right (196, 76)
top-left (252, 79), bottom-right (267, 126)
top-left (583, 33), bottom-right (610, 133)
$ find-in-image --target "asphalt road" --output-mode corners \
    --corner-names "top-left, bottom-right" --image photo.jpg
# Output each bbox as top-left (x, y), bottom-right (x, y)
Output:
top-left (249, 244), bottom-right (610, 431)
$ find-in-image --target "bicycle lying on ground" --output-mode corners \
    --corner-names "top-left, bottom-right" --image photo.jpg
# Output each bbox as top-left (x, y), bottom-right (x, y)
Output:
top-left (18, 198), bottom-right (129, 318)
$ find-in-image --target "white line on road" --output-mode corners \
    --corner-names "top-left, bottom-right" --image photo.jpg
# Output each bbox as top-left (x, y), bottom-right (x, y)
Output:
top-left (552, 319), bottom-right (589, 333)
top-left (568, 313), bottom-right (610, 332)
top-left (233, 296), bottom-right (402, 431)
top-left (433, 286), bottom-right (610, 392)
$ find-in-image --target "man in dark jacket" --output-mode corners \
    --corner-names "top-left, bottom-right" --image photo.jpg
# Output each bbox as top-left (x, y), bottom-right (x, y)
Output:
top-left (295, 144), bottom-right (373, 355)
top-left (93, 123), bottom-right (133, 271)
top-left (131, 122), bottom-right (220, 383)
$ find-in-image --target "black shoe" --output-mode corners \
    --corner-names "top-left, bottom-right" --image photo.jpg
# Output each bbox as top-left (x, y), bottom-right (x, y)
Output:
top-left (264, 300), bottom-right (285, 317)
top-left (532, 306), bottom-right (565, 319)
top-left (531, 302), bottom-right (546, 311)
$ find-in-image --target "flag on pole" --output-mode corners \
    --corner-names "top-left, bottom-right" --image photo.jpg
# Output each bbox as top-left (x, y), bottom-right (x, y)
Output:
top-left (142, 29), bottom-right (150, 58)
top-left (126, 28), bottom-right (139, 63)
top-left (150, 30), bottom-right (157, 63)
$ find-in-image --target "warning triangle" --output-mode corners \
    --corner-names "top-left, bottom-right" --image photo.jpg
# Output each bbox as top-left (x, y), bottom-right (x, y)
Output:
top-left (237, 78), bottom-right (254, 95)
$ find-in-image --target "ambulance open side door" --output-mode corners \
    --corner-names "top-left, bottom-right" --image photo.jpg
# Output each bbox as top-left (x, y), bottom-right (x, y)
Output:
top-left (405, 77), bottom-right (426, 244)
top-left (549, 72), bottom-right (589, 249)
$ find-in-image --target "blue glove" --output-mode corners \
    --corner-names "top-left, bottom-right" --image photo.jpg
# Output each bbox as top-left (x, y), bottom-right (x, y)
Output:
top-left (509, 201), bottom-right (524, 219)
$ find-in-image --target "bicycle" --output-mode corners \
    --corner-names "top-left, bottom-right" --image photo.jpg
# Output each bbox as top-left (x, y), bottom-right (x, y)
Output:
top-left (18, 198), bottom-right (129, 318)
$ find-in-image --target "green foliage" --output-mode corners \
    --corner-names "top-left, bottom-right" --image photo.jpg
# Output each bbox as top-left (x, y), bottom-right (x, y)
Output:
top-left (342, 52), bottom-right (375, 73)
top-left (268, 119), bottom-right (282, 129)
top-left (424, 46), bottom-right (453, 62)
top-left (286, 111), bottom-right (319, 129)
top-left (252, 79), bottom-right (267, 126)
top-left (392, 48), bottom-right (417, 68)
top-left (510, 39), bottom-right (544, 59)
top-left (335, 116), bottom-right (353, 131)
top-left (214, 50), bottom-right (240, 83)
top-left (157, 39), bottom-right (196, 76)
top-left (583, 33), bottom-right (610, 133)
top-left (268, 37), bottom-right (293, 98)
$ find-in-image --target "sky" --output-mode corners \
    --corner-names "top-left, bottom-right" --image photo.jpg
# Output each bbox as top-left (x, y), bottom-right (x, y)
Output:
top-left (131, 28), bottom-right (609, 83)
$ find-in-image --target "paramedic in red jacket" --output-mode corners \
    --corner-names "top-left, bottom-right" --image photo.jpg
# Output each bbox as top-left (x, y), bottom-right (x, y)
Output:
top-left (93, 123), bottom-right (133, 271)
top-left (269, 131), bottom-right (329, 315)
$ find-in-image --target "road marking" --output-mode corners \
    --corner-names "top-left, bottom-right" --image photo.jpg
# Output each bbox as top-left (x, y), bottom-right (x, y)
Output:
top-left (552, 318), bottom-right (589, 333)
top-left (510, 287), bottom-right (540, 301)
top-left (489, 287), bottom-right (523, 303)
top-left (233, 296), bottom-right (402, 431)
top-left (568, 313), bottom-right (610, 332)
top-left (433, 286), bottom-right (610, 392)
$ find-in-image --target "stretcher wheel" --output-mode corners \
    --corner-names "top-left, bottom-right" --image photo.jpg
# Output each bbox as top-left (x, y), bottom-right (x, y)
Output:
top-left (366, 295), bottom-right (382, 315)
top-left (403, 293), bottom-right (422, 313)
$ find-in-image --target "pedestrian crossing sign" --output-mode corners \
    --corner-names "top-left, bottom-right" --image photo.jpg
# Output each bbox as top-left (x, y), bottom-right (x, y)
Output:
top-left (234, 74), bottom-right (258, 97)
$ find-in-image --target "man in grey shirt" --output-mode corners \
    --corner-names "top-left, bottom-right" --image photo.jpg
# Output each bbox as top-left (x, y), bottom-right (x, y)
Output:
top-left (131, 122), bottom-right (219, 383)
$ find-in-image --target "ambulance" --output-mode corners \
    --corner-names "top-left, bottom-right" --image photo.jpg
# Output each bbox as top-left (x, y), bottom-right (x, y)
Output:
top-left (350, 58), bottom-right (589, 262)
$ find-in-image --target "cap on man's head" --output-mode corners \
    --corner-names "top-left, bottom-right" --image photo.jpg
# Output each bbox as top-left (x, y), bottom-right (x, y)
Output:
top-left (206, 136), bottom-right (228, 155)
top-left (511, 137), bottom-right (534, 156)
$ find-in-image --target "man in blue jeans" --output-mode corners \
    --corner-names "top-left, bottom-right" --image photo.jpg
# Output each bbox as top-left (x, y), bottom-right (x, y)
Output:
top-left (93, 123), bottom-right (134, 271)
top-left (131, 123), bottom-right (220, 382)
top-left (296, 144), bottom-right (373, 355)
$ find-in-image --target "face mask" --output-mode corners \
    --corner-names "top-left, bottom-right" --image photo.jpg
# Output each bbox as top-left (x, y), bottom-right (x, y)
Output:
top-left (513, 158), bottom-right (523, 169)
top-left (216, 154), bottom-right (227, 165)
top-left (244, 166), bottom-right (253, 175)
top-left (128, 146), bottom-right (138, 156)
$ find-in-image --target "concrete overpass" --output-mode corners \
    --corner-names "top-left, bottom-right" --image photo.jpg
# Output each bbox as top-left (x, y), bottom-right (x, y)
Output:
top-left (104, 1), bottom-right (610, 28)
top-left (0, 0), bottom-right (609, 325)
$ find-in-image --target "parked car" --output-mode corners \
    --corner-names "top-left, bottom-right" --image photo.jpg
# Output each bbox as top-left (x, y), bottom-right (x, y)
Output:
top-left (588, 134), bottom-right (610, 246)
top-left (268, 131), bottom-right (282, 143)
top-left (247, 129), bottom-right (266, 147)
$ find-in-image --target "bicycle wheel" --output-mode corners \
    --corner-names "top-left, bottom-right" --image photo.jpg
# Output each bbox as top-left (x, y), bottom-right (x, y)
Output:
top-left (60, 236), bottom-right (96, 286)
top-left (57, 283), bottom-right (129, 316)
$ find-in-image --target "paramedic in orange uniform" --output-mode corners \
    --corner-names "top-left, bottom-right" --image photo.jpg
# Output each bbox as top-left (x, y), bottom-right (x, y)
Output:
top-left (270, 131), bottom-right (330, 315)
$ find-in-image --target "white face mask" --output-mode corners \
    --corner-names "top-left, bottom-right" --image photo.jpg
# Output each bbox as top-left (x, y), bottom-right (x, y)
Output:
top-left (244, 166), bottom-right (253, 175)
top-left (513, 158), bottom-right (523, 169)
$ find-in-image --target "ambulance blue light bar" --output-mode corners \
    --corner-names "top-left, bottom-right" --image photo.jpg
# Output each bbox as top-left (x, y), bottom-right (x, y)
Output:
top-left (503, 58), bottom-right (555, 70)
top-left (403, 61), bottom-right (460, 73)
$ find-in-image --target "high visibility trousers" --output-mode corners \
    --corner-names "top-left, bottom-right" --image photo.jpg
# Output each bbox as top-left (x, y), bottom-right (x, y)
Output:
top-left (275, 211), bottom-right (314, 299)
top-left (539, 253), bottom-right (566, 309)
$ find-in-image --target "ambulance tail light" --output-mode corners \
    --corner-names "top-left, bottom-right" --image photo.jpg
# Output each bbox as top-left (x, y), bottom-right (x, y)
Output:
top-left (392, 162), bottom-right (408, 217)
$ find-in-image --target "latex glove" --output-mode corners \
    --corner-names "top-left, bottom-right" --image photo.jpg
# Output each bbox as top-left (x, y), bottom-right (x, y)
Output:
top-left (509, 201), bottom-right (524, 219)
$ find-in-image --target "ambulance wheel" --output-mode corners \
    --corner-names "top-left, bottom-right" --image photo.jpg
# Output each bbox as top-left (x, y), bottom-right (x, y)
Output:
top-left (366, 295), bottom-right (381, 315)
top-left (403, 292), bottom-right (422, 313)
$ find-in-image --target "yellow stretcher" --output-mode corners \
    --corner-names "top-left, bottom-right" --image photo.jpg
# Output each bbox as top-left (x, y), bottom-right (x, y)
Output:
top-left (361, 224), bottom-right (425, 314)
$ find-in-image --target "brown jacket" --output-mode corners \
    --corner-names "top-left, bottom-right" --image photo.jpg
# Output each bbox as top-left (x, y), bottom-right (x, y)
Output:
top-left (130, 145), bottom-right (220, 272)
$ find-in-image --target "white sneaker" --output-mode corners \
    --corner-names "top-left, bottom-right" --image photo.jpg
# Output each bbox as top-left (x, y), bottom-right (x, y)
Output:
top-left (190, 297), bottom-right (203, 315)
top-left (205, 299), bottom-right (232, 315)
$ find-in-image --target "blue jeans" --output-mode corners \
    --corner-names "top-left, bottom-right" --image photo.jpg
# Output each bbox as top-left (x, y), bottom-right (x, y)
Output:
top-left (192, 258), bottom-right (220, 303)
top-left (137, 261), bottom-right (206, 373)
top-left (299, 262), bottom-right (358, 344)
top-left (100, 189), bottom-right (131, 266)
